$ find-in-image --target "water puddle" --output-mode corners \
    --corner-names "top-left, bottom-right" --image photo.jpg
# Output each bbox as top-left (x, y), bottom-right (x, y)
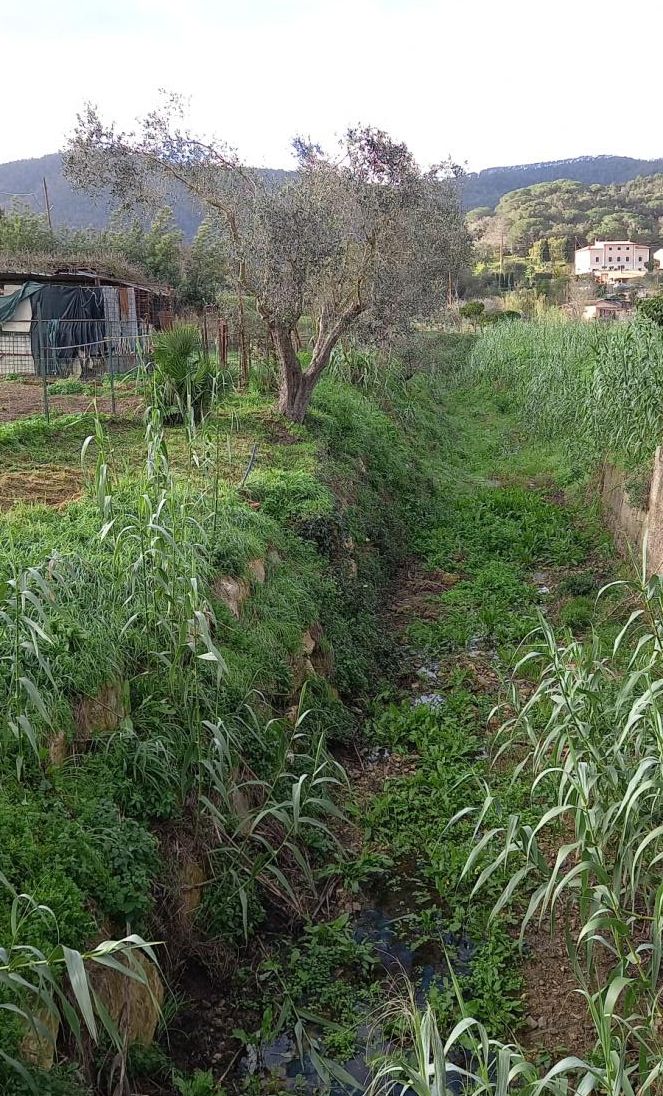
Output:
top-left (241, 885), bottom-right (475, 1093)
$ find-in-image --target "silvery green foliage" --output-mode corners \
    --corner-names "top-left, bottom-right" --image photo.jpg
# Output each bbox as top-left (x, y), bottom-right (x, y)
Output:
top-left (64, 96), bottom-right (470, 419)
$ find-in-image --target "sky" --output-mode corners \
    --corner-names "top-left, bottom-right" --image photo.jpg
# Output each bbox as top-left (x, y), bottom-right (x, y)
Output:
top-left (2, 0), bottom-right (662, 172)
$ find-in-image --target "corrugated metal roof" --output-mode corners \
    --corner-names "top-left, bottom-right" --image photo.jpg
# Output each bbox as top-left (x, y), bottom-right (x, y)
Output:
top-left (0, 269), bottom-right (174, 295)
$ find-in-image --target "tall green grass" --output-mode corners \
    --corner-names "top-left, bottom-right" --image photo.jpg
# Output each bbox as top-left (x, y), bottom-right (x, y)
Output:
top-left (467, 317), bottom-right (663, 467)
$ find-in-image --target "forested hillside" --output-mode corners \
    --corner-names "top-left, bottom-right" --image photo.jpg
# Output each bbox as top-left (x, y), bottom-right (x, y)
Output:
top-left (2, 152), bottom-right (662, 234)
top-left (469, 174), bottom-right (663, 256)
top-left (462, 154), bottom-right (663, 209)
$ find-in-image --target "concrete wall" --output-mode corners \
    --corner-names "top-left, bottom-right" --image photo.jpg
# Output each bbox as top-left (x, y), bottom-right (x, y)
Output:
top-left (646, 448), bottom-right (663, 575)
top-left (601, 448), bottom-right (663, 575)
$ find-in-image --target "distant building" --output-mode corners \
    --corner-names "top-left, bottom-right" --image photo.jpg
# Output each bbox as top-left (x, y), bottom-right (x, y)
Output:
top-left (582, 299), bottom-right (632, 322)
top-left (653, 248), bottom-right (663, 270)
top-left (575, 241), bottom-right (649, 278)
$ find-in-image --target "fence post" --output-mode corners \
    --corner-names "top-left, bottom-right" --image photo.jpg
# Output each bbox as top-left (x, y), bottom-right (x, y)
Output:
top-left (107, 336), bottom-right (116, 415)
top-left (218, 320), bottom-right (228, 365)
top-left (42, 353), bottom-right (50, 423)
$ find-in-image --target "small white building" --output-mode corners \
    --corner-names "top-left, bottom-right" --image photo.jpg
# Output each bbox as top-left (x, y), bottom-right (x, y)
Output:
top-left (653, 248), bottom-right (663, 270)
top-left (582, 300), bottom-right (632, 322)
top-left (575, 240), bottom-right (649, 277)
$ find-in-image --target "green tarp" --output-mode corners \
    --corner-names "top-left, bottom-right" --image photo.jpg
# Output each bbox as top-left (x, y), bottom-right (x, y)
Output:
top-left (0, 281), bottom-right (43, 325)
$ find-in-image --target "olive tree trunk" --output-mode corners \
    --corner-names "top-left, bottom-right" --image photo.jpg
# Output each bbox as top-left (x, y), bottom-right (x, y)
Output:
top-left (270, 305), bottom-right (362, 423)
top-left (271, 323), bottom-right (332, 423)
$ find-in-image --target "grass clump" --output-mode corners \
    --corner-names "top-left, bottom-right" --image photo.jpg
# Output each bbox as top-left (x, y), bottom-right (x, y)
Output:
top-left (48, 378), bottom-right (89, 395)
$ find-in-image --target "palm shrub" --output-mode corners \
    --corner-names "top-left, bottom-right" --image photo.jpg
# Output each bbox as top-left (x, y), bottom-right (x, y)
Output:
top-left (151, 324), bottom-right (217, 425)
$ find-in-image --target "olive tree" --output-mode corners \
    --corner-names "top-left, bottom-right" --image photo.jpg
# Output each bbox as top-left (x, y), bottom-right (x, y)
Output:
top-left (64, 98), bottom-right (469, 422)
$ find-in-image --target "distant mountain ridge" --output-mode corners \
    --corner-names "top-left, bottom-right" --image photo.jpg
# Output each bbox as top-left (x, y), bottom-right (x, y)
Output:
top-left (0, 153), bottom-right (293, 239)
top-left (1, 152), bottom-right (662, 236)
top-left (462, 155), bottom-right (663, 210)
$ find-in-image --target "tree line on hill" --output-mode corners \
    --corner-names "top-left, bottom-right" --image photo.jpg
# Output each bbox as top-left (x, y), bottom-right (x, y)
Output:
top-left (461, 154), bottom-right (663, 210)
top-left (469, 174), bottom-right (663, 257)
top-left (1, 152), bottom-right (662, 237)
top-left (0, 202), bottom-right (228, 306)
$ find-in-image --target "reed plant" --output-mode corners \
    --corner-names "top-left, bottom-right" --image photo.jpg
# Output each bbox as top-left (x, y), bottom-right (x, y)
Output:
top-left (1, 876), bottom-right (158, 1091)
top-left (467, 317), bottom-right (663, 467)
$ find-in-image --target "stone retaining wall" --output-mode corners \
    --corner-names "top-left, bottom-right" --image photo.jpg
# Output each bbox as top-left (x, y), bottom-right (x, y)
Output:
top-left (601, 447), bottom-right (663, 575)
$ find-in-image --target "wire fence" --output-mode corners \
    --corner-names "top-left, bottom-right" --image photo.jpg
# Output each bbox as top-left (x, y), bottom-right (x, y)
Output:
top-left (0, 320), bottom-right (155, 420)
top-left (0, 313), bottom-right (273, 422)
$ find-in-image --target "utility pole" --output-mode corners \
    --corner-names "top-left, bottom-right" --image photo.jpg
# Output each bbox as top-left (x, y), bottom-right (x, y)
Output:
top-left (42, 177), bottom-right (54, 245)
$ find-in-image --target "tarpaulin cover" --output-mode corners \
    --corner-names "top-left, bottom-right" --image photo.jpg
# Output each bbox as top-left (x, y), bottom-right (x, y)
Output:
top-left (0, 281), bottom-right (43, 325)
top-left (31, 284), bottom-right (105, 374)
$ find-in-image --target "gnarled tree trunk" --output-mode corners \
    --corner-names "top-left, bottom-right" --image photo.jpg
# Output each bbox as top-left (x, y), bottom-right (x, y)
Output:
top-left (271, 322), bottom-right (326, 423)
top-left (278, 373), bottom-right (316, 423)
top-left (270, 303), bottom-right (363, 423)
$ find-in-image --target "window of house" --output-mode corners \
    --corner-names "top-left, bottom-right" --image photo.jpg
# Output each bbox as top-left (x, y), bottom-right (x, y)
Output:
top-left (596, 256), bottom-right (600, 262)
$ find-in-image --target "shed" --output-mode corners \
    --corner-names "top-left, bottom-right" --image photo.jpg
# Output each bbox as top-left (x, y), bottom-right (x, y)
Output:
top-left (0, 265), bottom-right (174, 377)
top-left (582, 300), bottom-right (631, 322)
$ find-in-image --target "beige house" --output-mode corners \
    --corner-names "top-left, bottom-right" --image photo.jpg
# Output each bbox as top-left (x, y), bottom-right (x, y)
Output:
top-left (575, 240), bottom-right (649, 277)
top-left (582, 300), bottom-right (631, 322)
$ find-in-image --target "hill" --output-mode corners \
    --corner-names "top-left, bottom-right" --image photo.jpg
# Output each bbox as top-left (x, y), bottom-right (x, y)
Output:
top-left (1, 153), bottom-right (663, 236)
top-left (462, 155), bottom-right (663, 210)
top-left (0, 153), bottom-right (294, 238)
top-left (468, 174), bottom-right (663, 256)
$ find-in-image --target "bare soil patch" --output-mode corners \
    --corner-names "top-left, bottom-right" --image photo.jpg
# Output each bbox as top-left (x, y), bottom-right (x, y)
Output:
top-left (387, 563), bottom-right (460, 632)
top-left (0, 381), bottom-right (142, 423)
top-left (0, 468), bottom-right (83, 510)
top-left (519, 922), bottom-right (595, 1059)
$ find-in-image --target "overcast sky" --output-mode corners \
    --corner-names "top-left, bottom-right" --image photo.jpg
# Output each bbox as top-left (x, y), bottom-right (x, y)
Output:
top-left (3, 0), bottom-right (662, 172)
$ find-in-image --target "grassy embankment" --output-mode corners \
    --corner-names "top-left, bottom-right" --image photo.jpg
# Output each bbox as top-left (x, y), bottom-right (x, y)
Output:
top-left (0, 339), bottom-right (470, 1094)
